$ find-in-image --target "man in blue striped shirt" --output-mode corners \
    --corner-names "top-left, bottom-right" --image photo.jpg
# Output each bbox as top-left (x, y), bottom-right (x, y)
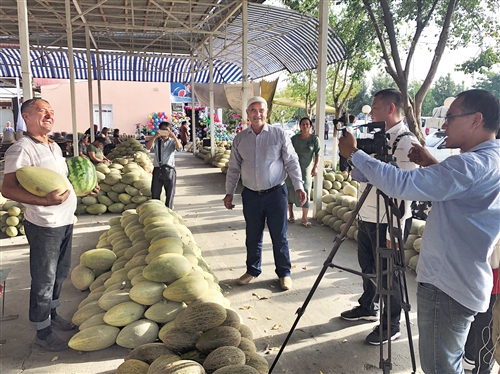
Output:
top-left (224, 96), bottom-right (306, 291)
top-left (339, 89), bottom-right (500, 373)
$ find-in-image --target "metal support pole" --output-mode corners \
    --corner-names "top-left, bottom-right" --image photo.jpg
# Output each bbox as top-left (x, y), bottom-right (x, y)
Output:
top-left (97, 55), bottom-right (103, 136)
top-left (66, 0), bottom-right (79, 147)
top-left (313, 0), bottom-right (328, 217)
top-left (85, 26), bottom-right (94, 148)
top-left (209, 37), bottom-right (215, 157)
top-left (17, 0), bottom-right (33, 100)
top-left (191, 56), bottom-right (197, 156)
top-left (241, 0), bottom-right (248, 127)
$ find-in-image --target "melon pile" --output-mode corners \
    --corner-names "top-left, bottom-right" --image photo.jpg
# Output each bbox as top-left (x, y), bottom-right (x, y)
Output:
top-left (106, 138), bottom-right (154, 172)
top-left (315, 171), bottom-right (360, 240)
top-left (195, 147), bottom-right (231, 174)
top-left (76, 159), bottom-right (153, 215)
top-left (404, 219), bottom-right (425, 272)
top-left (0, 199), bottom-right (25, 237)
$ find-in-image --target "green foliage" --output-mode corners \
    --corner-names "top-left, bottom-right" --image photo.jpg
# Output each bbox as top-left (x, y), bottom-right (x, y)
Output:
top-left (222, 109), bottom-right (240, 133)
top-left (457, 48), bottom-right (500, 75)
top-left (432, 74), bottom-right (465, 107)
top-left (370, 72), bottom-right (397, 97)
top-left (348, 80), bottom-right (371, 115)
top-left (475, 72), bottom-right (500, 97)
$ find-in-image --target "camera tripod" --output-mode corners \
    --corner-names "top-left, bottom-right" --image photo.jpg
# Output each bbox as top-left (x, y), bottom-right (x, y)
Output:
top-left (269, 184), bottom-right (417, 374)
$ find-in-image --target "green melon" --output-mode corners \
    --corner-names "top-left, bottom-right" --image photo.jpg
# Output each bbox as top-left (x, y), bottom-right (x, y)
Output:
top-left (163, 274), bottom-right (208, 302)
top-left (86, 204), bottom-right (107, 215)
top-left (71, 264), bottom-right (95, 291)
top-left (78, 291), bottom-right (104, 310)
top-left (245, 352), bottom-right (269, 374)
top-left (15, 166), bottom-right (69, 197)
top-left (98, 289), bottom-right (131, 310)
top-left (80, 249), bottom-right (117, 271)
top-left (125, 343), bottom-right (177, 365)
top-left (213, 365), bottom-right (259, 374)
top-left (103, 301), bottom-right (145, 326)
top-left (145, 299), bottom-right (185, 324)
top-left (72, 301), bottom-right (105, 326)
top-left (116, 319), bottom-right (159, 349)
top-left (143, 253), bottom-right (193, 284)
top-left (68, 324), bottom-right (120, 351)
top-left (129, 280), bottom-right (166, 306)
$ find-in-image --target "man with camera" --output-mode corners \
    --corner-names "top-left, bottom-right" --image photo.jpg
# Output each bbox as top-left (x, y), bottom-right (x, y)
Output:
top-left (146, 122), bottom-right (182, 209)
top-left (339, 89), bottom-right (500, 373)
top-left (339, 89), bottom-right (417, 345)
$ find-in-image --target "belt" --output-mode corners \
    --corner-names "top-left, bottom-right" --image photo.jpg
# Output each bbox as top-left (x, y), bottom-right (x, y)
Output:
top-left (251, 182), bottom-right (284, 195)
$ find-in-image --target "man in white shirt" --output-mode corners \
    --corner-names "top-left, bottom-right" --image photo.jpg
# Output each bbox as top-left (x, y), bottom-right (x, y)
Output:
top-left (2, 99), bottom-right (82, 351)
top-left (340, 89), bottom-right (417, 345)
top-left (223, 96), bottom-right (306, 291)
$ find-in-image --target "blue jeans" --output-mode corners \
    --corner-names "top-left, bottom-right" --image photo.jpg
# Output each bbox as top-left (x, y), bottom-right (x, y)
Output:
top-left (241, 185), bottom-right (290, 278)
top-left (417, 282), bottom-right (476, 374)
top-left (25, 220), bottom-right (73, 330)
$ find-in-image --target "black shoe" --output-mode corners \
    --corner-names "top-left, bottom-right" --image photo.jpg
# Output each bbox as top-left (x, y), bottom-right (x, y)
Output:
top-left (341, 306), bottom-right (378, 322)
top-left (51, 315), bottom-right (76, 331)
top-left (365, 325), bottom-right (401, 345)
top-left (34, 332), bottom-right (69, 351)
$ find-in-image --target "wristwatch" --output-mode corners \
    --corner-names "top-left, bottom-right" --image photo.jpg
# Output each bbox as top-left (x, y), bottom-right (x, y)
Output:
top-left (347, 149), bottom-right (359, 168)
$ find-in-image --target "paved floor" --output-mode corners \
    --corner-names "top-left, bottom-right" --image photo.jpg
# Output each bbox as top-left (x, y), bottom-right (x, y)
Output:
top-left (0, 150), bottom-right (445, 374)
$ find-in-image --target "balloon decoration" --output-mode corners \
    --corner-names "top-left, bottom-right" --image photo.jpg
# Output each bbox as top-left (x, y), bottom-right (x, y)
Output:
top-left (141, 111), bottom-right (169, 135)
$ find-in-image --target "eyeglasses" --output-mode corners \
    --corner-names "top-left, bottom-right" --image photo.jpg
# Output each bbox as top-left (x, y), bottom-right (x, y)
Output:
top-left (444, 112), bottom-right (476, 123)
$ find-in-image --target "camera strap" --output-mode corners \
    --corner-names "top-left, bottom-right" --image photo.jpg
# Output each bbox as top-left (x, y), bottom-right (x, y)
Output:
top-left (391, 131), bottom-right (417, 156)
top-left (157, 137), bottom-right (163, 166)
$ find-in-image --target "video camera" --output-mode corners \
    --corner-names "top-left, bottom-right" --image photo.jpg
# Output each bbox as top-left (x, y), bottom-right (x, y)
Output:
top-left (335, 121), bottom-right (394, 163)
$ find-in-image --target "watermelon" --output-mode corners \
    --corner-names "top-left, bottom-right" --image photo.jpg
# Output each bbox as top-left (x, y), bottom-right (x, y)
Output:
top-left (67, 157), bottom-right (98, 197)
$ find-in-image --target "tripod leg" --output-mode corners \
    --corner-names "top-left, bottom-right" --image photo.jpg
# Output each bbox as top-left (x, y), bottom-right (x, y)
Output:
top-left (269, 185), bottom-right (374, 373)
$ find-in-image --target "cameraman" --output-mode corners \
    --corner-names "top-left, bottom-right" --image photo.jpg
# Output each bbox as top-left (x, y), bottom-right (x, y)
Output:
top-left (339, 89), bottom-right (500, 373)
top-left (339, 89), bottom-right (417, 345)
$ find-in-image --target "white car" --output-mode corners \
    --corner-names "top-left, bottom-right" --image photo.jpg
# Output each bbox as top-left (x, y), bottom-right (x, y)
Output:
top-left (425, 131), bottom-right (460, 162)
top-left (271, 123), bottom-right (296, 138)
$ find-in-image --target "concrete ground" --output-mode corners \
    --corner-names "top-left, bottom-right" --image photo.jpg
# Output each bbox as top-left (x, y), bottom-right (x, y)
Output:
top-left (0, 149), bottom-right (475, 374)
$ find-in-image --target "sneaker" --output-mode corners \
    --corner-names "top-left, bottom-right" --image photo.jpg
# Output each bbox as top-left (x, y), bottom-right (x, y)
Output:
top-left (51, 315), bottom-right (76, 331)
top-left (462, 356), bottom-right (475, 371)
top-left (341, 306), bottom-right (378, 322)
top-left (365, 325), bottom-right (401, 345)
top-left (33, 332), bottom-right (68, 352)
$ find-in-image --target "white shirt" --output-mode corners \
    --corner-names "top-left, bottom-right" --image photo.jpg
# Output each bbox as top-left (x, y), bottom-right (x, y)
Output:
top-left (226, 124), bottom-right (304, 194)
top-left (357, 121), bottom-right (417, 223)
top-left (4, 136), bottom-right (77, 227)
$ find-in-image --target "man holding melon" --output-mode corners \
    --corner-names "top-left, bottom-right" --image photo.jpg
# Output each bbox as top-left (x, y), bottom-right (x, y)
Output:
top-left (223, 96), bottom-right (306, 291)
top-left (339, 89), bottom-right (500, 373)
top-left (2, 98), bottom-right (85, 351)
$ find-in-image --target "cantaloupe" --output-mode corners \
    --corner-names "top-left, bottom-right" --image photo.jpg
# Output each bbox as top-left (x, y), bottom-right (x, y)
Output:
top-left (163, 274), bottom-right (208, 302)
top-left (143, 253), bottom-right (193, 284)
top-left (125, 343), bottom-right (177, 365)
top-left (160, 328), bottom-right (202, 354)
top-left (129, 280), bottom-right (166, 306)
top-left (115, 359), bottom-right (149, 374)
top-left (174, 302), bottom-right (227, 333)
top-left (195, 326), bottom-right (241, 352)
top-left (145, 299), bottom-right (186, 324)
top-left (103, 301), bottom-right (145, 327)
top-left (71, 264), bottom-right (95, 291)
top-left (80, 249), bottom-right (117, 271)
top-left (203, 346), bottom-right (246, 373)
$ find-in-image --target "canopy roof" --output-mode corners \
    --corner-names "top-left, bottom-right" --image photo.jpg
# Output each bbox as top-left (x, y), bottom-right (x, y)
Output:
top-left (0, 1), bottom-right (346, 83)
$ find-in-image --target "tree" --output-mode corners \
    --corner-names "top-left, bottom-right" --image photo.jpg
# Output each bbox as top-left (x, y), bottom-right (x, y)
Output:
top-left (432, 73), bottom-right (466, 107)
top-left (475, 71), bottom-right (500, 97)
top-left (348, 80), bottom-right (371, 115)
top-left (281, 0), bottom-right (378, 119)
top-left (370, 71), bottom-right (397, 96)
top-left (357, 0), bottom-right (500, 144)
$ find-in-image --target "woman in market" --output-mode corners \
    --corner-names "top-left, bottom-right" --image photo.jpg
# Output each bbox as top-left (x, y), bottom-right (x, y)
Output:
top-left (286, 117), bottom-right (320, 227)
top-left (88, 136), bottom-right (111, 165)
top-left (78, 133), bottom-right (90, 158)
top-left (180, 121), bottom-right (189, 150)
top-left (112, 128), bottom-right (122, 145)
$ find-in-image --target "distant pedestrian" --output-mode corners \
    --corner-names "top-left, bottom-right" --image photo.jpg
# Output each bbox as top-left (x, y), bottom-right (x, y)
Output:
top-left (324, 119), bottom-right (329, 140)
top-left (180, 121), bottom-right (189, 150)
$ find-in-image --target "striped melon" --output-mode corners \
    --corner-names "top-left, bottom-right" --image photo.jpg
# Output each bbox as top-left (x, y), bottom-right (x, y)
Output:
top-left (160, 328), bottom-right (201, 354)
top-left (66, 156), bottom-right (98, 197)
top-left (125, 343), bottom-right (177, 365)
top-left (115, 359), bottom-right (149, 374)
top-left (174, 302), bottom-right (227, 333)
top-left (156, 360), bottom-right (204, 374)
top-left (203, 346), bottom-right (246, 373)
top-left (196, 326), bottom-right (242, 352)
top-left (213, 365), bottom-right (259, 374)
top-left (16, 166), bottom-right (69, 197)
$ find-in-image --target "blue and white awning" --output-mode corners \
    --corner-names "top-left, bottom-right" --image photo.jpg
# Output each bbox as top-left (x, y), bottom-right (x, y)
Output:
top-left (0, 48), bottom-right (244, 84)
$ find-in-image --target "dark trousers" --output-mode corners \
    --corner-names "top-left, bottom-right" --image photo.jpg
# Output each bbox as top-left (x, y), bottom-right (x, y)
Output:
top-left (465, 294), bottom-right (496, 374)
top-left (241, 185), bottom-right (291, 278)
top-left (357, 220), bottom-right (402, 330)
top-left (152, 167), bottom-right (176, 209)
top-left (25, 220), bottom-right (73, 330)
top-left (324, 131), bottom-right (329, 140)
top-left (339, 155), bottom-right (351, 172)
